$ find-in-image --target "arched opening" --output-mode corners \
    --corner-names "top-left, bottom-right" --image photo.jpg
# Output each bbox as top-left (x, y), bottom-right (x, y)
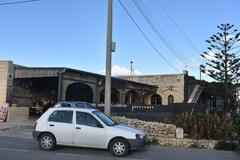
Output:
top-left (125, 90), bottom-right (140, 105)
top-left (151, 94), bottom-right (162, 105)
top-left (66, 83), bottom-right (93, 103)
top-left (168, 95), bottom-right (174, 104)
top-left (100, 88), bottom-right (120, 104)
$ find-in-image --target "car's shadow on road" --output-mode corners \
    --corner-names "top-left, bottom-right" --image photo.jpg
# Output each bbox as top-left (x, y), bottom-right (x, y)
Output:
top-left (55, 145), bottom-right (149, 158)
top-left (234, 150), bottom-right (240, 157)
top-left (55, 146), bottom-right (111, 156)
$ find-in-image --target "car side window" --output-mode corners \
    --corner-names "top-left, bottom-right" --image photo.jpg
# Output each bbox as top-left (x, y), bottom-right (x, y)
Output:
top-left (60, 103), bottom-right (71, 107)
top-left (76, 112), bottom-right (102, 128)
top-left (49, 111), bottom-right (73, 124)
top-left (75, 103), bottom-right (85, 108)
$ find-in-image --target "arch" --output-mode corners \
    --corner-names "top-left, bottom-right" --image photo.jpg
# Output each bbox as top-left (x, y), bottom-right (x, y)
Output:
top-left (168, 95), bottom-right (174, 104)
top-left (125, 90), bottom-right (140, 105)
top-left (100, 88), bottom-right (120, 104)
top-left (66, 83), bottom-right (93, 103)
top-left (151, 94), bottom-right (162, 105)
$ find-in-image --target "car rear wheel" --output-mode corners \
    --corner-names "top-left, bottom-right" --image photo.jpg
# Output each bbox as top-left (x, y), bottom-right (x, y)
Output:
top-left (38, 133), bottom-right (56, 151)
top-left (110, 138), bottom-right (130, 157)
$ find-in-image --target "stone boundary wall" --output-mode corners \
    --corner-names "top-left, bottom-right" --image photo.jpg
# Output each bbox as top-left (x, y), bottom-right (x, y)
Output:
top-left (7, 107), bottom-right (29, 122)
top-left (112, 116), bottom-right (176, 138)
top-left (112, 116), bottom-right (217, 149)
top-left (156, 138), bottom-right (217, 149)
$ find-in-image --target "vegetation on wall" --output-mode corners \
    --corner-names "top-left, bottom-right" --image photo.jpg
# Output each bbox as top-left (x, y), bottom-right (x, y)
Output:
top-left (175, 111), bottom-right (239, 140)
top-left (214, 140), bottom-right (238, 150)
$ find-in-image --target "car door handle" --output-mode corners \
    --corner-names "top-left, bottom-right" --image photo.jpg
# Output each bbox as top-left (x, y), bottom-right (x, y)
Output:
top-left (76, 127), bottom-right (81, 130)
top-left (49, 124), bottom-right (54, 127)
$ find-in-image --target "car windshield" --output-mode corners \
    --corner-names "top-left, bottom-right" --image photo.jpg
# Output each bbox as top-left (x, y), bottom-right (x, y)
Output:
top-left (93, 111), bottom-right (117, 126)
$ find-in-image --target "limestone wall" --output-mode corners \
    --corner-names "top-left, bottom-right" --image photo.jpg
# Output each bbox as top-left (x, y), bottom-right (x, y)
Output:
top-left (120, 74), bottom-right (186, 105)
top-left (0, 61), bottom-right (14, 104)
top-left (112, 116), bottom-right (176, 138)
top-left (156, 138), bottom-right (217, 149)
top-left (7, 107), bottom-right (29, 122)
top-left (112, 116), bottom-right (217, 149)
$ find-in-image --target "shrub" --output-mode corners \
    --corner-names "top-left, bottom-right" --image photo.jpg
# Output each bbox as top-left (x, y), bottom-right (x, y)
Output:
top-left (175, 112), bottom-right (235, 140)
top-left (149, 137), bottom-right (159, 145)
top-left (233, 116), bottom-right (240, 137)
top-left (214, 140), bottom-right (237, 150)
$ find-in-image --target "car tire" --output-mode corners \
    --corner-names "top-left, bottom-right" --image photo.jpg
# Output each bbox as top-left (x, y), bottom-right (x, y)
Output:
top-left (110, 138), bottom-right (130, 157)
top-left (38, 133), bottom-right (56, 151)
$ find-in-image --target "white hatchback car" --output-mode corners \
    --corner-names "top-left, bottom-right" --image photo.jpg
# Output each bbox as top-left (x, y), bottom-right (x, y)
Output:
top-left (33, 107), bottom-right (148, 157)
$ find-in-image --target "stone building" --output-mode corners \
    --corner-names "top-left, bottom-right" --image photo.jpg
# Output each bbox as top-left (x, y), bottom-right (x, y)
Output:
top-left (119, 73), bottom-right (225, 108)
top-left (0, 60), bottom-right (220, 108)
top-left (0, 61), bottom-right (14, 105)
top-left (119, 71), bottom-right (198, 105)
top-left (0, 61), bottom-right (157, 107)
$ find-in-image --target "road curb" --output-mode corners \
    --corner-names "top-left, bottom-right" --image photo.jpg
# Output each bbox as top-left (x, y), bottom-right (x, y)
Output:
top-left (0, 121), bottom-right (35, 131)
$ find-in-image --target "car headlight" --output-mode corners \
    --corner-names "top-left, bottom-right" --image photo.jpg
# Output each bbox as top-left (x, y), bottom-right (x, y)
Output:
top-left (135, 134), bottom-right (144, 140)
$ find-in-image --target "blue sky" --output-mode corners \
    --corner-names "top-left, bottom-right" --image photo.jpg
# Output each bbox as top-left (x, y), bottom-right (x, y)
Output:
top-left (0, 0), bottom-right (239, 81)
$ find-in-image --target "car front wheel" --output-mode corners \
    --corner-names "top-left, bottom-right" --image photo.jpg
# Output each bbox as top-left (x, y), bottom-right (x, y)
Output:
top-left (110, 138), bottom-right (130, 157)
top-left (38, 133), bottom-right (56, 151)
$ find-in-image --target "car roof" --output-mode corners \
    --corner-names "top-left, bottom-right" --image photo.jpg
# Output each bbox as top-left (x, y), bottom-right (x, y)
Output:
top-left (49, 107), bottom-right (98, 114)
top-left (57, 101), bottom-right (88, 104)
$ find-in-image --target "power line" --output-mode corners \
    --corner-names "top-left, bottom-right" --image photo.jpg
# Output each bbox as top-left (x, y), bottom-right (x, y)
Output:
top-left (0, 0), bottom-right (39, 6)
top-left (137, 0), bottom-right (190, 64)
top-left (133, 0), bottom-right (190, 68)
top-left (155, 0), bottom-right (201, 56)
top-left (118, 0), bottom-right (179, 73)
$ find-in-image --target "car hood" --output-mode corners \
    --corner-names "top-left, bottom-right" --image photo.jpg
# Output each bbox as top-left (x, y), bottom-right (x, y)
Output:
top-left (111, 124), bottom-right (144, 135)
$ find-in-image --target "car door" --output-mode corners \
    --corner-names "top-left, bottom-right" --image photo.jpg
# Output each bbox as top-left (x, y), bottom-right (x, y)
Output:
top-left (73, 112), bottom-right (106, 148)
top-left (47, 110), bottom-right (74, 145)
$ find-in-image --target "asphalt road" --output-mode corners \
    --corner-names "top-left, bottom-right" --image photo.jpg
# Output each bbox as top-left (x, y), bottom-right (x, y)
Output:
top-left (0, 136), bottom-right (239, 160)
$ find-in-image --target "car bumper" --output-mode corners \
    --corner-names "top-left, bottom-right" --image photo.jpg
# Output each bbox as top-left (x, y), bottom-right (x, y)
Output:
top-left (32, 131), bottom-right (41, 141)
top-left (128, 138), bottom-right (150, 150)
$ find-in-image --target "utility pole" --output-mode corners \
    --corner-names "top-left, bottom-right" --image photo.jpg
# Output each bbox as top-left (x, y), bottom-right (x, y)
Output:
top-left (130, 61), bottom-right (133, 81)
top-left (104, 0), bottom-right (113, 116)
top-left (200, 65), bottom-right (202, 81)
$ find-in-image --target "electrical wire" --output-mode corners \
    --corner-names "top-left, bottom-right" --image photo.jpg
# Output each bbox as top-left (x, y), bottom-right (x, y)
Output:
top-left (155, 0), bottom-right (201, 56)
top-left (0, 0), bottom-right (39, 6)
top-left (133, 0), bottom-right (190, 68)
top-left (118, 0), bottom-right (179, 73)
top-left (138, 0), bottom-right (188, 61)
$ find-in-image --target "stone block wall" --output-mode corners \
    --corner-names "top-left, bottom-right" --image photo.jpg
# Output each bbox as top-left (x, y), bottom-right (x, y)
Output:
top-left (120, 74), bottom-right (186, 105)
top-left (112, 116), bottom-right (217, 149)
top-left (112, 116), bottom-right (176, 138)
top-left (7, 107), bottom-right (29, 122)
top-left (0, 61), bottom-right (14, 105)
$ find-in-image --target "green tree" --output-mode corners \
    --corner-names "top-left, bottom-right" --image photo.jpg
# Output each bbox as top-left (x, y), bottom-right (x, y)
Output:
top-left (201, 24), bottom-right (240, 113)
